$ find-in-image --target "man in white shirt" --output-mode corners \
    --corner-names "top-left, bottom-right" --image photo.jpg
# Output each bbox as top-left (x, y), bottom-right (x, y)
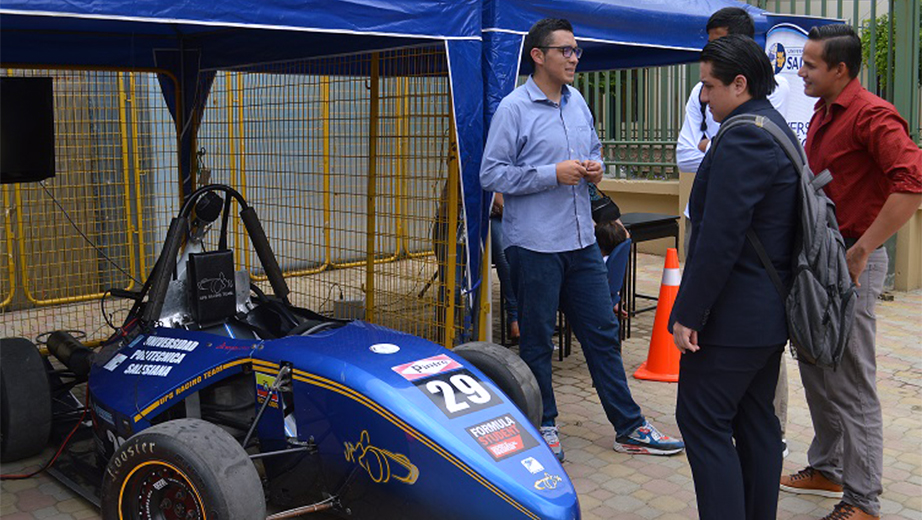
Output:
top-left (676, 8), bottom-right (790, 175)
top-left (674, 7), bottom-right (792, 458)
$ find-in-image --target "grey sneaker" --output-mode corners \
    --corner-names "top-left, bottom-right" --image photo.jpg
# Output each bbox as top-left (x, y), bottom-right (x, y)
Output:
top-left (540, 425), bottom-right (564, 462)
top-left (614, 420), bottom-right (684, 456)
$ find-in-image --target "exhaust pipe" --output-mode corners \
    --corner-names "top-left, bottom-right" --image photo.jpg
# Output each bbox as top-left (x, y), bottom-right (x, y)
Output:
top-left (46, 330), bottom-right (95, 378)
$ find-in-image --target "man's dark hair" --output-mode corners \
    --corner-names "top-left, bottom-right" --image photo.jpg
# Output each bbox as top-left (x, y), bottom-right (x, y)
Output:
top-left (595, 220), bottom-right (628, 256)
top-left (523, 18), bottom-right (574, 66)
top-left (700, 35), bottom-right (777, 100)
top-left (706, 7), bottom-right (755, 37)
top-left (808, 24), bottom-right (862, 79)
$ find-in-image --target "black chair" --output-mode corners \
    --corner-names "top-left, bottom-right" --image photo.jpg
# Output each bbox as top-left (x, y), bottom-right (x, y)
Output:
top-left (497, 283), bottom-right (571, 360)
top-left (619, 213), bottom-right (680, 339)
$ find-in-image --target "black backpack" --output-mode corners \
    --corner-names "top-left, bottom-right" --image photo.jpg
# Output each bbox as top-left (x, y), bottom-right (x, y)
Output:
top-left (714, 114), bottom-right (857, 369)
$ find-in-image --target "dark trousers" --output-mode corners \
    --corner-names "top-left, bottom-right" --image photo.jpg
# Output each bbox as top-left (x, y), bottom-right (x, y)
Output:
top-left (506, 244), bottom-right (644, 435)
top-left (676, 344), bottom-right (784, 520)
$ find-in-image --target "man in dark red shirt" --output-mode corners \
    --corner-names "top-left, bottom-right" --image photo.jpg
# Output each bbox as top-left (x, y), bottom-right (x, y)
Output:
top-left (780, 24), bottom-right (922, 520)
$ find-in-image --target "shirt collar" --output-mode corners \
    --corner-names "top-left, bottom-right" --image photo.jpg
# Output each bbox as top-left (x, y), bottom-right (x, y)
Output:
top-left (725, 97), bottom-right (772, 120)
top-left (524, 75), bottom-right (570, 104)
top-left (812, 77), bottom-right (863, 113)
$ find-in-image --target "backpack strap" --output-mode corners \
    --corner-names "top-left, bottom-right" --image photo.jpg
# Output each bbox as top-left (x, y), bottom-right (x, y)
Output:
top-left (746, 229), bottom-right (789, 300)
top-left (712, 114), bottom-right (799, 301)
top-left (714, 114), bottom-right (805, 168)
top-left (698, 87), bottom-right (709, 139)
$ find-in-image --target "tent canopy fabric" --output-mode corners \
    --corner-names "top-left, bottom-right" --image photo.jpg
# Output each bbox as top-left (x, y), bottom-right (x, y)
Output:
top-left (476, 0), bottom-right (838, 290)
top-left (0, 0), bottom-right (840, 331)
top-left (0, 0), bottom-right (487, 305)
top-left (0, 0), bottom-right (481, 70)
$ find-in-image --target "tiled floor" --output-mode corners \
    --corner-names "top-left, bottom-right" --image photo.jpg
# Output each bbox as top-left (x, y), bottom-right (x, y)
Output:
top-left (2, 253), bottom-right (920, 519)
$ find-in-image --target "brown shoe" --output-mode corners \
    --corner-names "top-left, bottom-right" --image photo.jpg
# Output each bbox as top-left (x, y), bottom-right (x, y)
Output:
top-left (820, 501), bottom-right (879, 520)
top-left (780, 466), bottom-right (844, 498)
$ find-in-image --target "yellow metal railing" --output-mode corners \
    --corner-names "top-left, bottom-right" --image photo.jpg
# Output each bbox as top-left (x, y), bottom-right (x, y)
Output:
top-left (198, 45), bottom-right (466, 344)
top-left (0, 68), bottom-right (179, 343)
top-left (2, 47), bottom-right (471, 347)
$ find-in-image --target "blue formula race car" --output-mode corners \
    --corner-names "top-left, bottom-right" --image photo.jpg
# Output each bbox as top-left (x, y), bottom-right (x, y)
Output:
top-left (0, 185), bottom-right (580, 520)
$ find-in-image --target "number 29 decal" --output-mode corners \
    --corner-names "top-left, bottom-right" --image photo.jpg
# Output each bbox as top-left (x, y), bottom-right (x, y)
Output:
top-left (415, 369), bottom-right (498, 418)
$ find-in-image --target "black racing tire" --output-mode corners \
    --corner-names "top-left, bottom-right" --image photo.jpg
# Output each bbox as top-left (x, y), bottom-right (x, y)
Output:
top-left (454, 341), bottom-right (542, 428)
top-left (0, 337), bottom-right (52, 462)
top-left (100, 418), bottom-right (266, 520)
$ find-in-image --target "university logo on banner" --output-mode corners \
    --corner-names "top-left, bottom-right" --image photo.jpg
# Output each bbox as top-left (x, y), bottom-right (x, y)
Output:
top-left (766, 23), bottom-right (814, 147)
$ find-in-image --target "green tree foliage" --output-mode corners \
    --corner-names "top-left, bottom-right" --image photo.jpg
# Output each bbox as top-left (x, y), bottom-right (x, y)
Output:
top-left (860, 13), bottom-right (922, 90)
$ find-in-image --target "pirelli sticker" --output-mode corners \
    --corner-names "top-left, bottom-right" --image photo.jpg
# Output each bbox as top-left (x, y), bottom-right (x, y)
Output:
top-left (392, 354), bottom-right (462, 381)
top-left (466, 414), bottom-right (538, 461)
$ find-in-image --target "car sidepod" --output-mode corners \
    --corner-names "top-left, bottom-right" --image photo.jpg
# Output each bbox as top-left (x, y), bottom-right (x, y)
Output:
top-left (87, 329), bottom-right (258, 458)
top-left (254, 321), bottom-right (580, 520)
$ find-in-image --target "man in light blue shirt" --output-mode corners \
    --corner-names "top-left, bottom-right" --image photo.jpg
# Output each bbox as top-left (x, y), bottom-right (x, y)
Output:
top-left (481, 18), bottom-right (684, 461)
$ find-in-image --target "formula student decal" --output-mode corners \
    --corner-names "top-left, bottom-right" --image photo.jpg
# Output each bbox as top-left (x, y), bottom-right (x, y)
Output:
top-left (415, 369), bottom-right (498, 418)
top-left (466, 413), bottom-right (538, 461)
top-left (392, 354), bottom-right (462, 381)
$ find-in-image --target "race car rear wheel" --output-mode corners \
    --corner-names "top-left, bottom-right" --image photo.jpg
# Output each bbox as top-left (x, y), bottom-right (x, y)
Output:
top-left (454, 341), bottom-right (542, 427)
top-left (0, 337), bottom-right (52, 462)
top-left (101, 418), bottom-right (265, 520)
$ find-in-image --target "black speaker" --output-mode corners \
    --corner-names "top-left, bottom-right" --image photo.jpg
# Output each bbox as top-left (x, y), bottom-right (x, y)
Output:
top-left (1, 77), bottom-right (56, 184)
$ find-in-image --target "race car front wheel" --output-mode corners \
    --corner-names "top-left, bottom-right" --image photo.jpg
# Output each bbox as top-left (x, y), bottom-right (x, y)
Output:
top-left (454, 341), bottom-right (542, 427)
top-left (0, 337), bottom-right (52, 462)
top-left (101, 418), bottom-right (265, 520)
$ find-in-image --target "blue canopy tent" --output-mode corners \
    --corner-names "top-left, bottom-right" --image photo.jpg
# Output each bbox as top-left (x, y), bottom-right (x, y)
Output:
top-left (476, 0), bottom-right (839, 303)
top-left (482, 0), bottom-right (840, 119)
top-left (0, 0), bottom-right (488, 314)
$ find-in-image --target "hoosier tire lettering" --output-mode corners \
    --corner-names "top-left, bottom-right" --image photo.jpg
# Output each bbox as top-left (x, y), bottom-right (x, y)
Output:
top-left (106, 441), bottom-right (156, 480)
top-left (100, 418), bottom-right (266, 520)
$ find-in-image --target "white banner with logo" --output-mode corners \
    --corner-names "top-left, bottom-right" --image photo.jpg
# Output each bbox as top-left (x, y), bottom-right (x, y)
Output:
top-left (766, 23), bottom-right (813, 147)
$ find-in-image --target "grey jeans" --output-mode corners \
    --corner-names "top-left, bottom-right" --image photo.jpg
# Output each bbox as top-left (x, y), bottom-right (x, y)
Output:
top-left (774, 355), bottom-right (787, 436)
top-left (799, 247), bottom-right (888, 516)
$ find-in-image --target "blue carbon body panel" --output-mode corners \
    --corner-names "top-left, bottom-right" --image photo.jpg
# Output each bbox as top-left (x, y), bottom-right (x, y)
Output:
top-left (254, 321), bottom-right (578, 520)
top-left (89, 322), bottom-right (580, 519)
top-left (88, 329), bottom-right (258, 433)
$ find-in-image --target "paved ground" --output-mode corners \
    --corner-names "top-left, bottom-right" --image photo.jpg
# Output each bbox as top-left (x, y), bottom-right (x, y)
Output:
top-left (2, 253), bottom-right (920, 519)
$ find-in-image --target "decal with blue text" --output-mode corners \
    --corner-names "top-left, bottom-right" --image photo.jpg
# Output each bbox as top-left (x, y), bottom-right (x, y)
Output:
top-left (392, 354), bottom-right (461, 381)
top-left (520, 456), bottom-right (545, 474)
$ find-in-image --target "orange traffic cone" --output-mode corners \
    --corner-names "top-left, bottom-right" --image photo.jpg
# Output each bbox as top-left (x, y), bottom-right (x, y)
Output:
top-left (633, 248), bottom-right (681, 383)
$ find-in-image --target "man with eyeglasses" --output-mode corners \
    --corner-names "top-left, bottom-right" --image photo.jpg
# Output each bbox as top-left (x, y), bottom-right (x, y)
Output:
top-left (481, 18), bottom-right (684, 462)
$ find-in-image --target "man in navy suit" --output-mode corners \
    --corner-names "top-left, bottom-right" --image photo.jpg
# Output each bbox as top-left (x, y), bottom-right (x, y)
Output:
top-left (669, 35), bottom-right (799, 520)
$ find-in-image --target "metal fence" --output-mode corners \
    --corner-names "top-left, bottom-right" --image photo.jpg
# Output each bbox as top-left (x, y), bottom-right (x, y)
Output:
top-left (198, 46), bottom-right (467, 346)
top-left (1, 45), bottom-right (471, 348)
top-left (0, 68), bottom-right (178, 345)
top-left (580, 0), bottom-right (920, 179)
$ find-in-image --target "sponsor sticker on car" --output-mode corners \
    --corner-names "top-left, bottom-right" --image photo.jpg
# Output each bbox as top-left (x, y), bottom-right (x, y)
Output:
top-left (520, 457), bottom-right (545, 474)
top-left (415, 369), bottom-right (498, 418)
top-left (392, 354), bottom-right (461, 381)
top-left (466, 413), bottom-right (538, 461)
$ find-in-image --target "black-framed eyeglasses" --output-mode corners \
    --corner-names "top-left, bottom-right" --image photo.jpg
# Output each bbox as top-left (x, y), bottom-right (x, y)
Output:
top-left (538, 46), bottom-right (583, 59)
